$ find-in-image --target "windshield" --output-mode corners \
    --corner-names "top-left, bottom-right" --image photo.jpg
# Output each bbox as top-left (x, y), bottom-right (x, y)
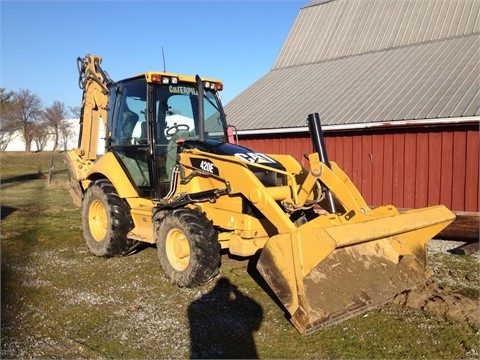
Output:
top-left (154, 84), bottom-right (226, 145)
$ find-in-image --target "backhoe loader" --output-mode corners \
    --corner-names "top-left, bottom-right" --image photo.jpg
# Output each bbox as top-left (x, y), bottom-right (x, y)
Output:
top-left (66, 54), bottom-right (455, 335)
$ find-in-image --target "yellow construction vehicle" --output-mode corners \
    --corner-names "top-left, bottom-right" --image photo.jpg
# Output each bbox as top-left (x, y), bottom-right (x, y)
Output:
top-left (66, 54), bottom-right (455, 335)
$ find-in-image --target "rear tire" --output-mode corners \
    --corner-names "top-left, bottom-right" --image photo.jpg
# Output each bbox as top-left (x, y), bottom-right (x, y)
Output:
top-left (155, 208), bottom-right (220, 287)
top-left (82, 179), bottom-right (134, 257)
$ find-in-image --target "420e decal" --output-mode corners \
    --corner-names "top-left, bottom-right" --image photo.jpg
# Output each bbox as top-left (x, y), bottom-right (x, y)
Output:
top-left (190, 152), bottom-right (276, 175)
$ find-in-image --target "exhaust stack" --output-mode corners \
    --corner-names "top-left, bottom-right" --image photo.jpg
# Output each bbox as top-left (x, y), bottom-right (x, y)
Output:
top-left (307, 113), bottom-right (336, 213)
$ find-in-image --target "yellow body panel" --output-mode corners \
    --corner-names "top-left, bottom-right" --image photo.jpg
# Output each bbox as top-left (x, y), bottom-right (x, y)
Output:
top-left (90, 153), bottom-right (157, 243)
top-left (88, 152), bottom-right (138, 198)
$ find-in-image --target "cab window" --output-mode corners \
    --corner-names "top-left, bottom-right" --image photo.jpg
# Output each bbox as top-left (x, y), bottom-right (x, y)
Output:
top-left (113, 80), bottom-right (147, 145)
top-left (111, 79), bottom-right (151, 190)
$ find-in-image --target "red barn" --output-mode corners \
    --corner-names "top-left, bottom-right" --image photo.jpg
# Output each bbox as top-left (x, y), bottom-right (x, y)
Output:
top-left (225, 0), bottom-right (479, 218)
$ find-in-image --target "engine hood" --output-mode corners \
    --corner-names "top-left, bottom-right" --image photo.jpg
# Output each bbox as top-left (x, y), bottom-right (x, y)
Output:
top-left (182, 140), bottom-right (284, 170)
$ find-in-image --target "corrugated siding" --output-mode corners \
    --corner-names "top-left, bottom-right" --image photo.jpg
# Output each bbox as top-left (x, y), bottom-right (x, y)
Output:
top-left (238, 124), bottom-right (479, 212)
top-left (224, 0), bottom-right (480, 131)
top-left (225, 34), bottom-right (480, 130)
top-left (274, 0), bottom-right (480, 68)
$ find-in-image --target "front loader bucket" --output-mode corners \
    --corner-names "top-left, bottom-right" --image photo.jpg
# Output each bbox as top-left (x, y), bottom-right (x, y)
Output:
top-left (257, 205), bottom-right (455, 335)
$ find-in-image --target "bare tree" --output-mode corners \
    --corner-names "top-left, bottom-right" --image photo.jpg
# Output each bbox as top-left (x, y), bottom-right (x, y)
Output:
top-left (59, 119), bottom-right (76, 150)
top-left (30, 121), bottom-right (50, 151)
top-left (3, 89), bottom-right (43, 152)
top-left (0, 88), bottom-right (16, 151)
top-left (69, 106), bottom-right (81, 119)
top-left (43, 100), bottom-right (69, 151)
top-left (0, 125), bottom-right (13, 151)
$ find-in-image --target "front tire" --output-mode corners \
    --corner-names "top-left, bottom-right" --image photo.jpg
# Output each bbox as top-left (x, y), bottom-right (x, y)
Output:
top-left (82, 179), bottom-right (134, 257)
top-left (155, 208), bottom-right (221, 287)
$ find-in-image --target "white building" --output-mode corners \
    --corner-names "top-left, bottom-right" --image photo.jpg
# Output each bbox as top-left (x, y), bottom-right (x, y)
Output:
top-left (4, 119), bottom-right (90, 152)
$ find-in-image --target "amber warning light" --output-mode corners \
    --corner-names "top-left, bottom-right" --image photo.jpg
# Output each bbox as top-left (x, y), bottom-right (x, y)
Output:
top-left (150, 74), bottom-right (179, 84)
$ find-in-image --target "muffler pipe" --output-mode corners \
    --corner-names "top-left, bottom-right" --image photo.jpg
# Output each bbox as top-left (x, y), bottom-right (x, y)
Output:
top-left (307, 113), bottom-right (336, 213)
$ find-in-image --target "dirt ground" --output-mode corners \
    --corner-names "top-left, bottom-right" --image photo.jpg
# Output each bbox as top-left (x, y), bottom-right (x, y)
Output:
top-left (394, 280), bottom-right (479, 328)
top-left (396, 240), bottom-right (480, 329)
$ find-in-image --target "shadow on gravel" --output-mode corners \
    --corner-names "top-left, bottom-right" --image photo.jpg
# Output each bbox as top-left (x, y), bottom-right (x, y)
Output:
top-left (1, 172), bottom-right (45, 187)
top-left (188, 277), bottom-right (263, 359)
top-left (0, 205), bottom-right (16, 220)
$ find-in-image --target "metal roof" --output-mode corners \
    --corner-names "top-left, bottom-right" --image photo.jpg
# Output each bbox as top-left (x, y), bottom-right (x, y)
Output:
top-left (224, 0), bottom-right (480, 132)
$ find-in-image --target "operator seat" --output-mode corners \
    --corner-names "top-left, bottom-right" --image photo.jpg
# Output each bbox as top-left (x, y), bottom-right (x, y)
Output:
top-left (135, 121), bottom-right (147, 145)
top-left (120, 106), bottom-right (139, 144)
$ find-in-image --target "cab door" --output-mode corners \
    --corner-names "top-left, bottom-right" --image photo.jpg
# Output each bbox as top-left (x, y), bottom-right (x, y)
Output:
top-left (108, 78), bottom-right (154, 198)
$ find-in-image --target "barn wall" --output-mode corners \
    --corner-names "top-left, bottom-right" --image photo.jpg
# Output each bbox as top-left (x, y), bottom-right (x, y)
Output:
top-left (238, 124), bottom-right (479, 212)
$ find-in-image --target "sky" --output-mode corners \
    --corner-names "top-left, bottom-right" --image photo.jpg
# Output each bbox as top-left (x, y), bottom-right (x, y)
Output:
top-left (1, 0), bottom-right (309, 113)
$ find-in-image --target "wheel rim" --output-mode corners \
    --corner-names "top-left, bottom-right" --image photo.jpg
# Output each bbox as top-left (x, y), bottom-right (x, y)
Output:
top-left (165, 228), bottom-right (190, 271)
top-left (88, 199), bottom-right (108, 242)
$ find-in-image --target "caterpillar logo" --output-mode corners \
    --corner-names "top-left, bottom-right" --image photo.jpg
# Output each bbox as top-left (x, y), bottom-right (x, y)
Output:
top-left (190, 158), bottom-right (219, 176)
top-left (234, 152), bottom-right (276, 164)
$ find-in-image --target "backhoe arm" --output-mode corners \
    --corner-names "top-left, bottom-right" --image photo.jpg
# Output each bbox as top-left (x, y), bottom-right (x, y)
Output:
top-left (65, 54), bottom-right (113, 206)
top-left (75, 54), bottom-right (112, 161)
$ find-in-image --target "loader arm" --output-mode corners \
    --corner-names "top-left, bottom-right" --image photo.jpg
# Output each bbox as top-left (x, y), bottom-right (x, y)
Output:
top-left (172, 133), bottom-right (453, 335)
top-left (255, 113), bottom-right (455, 335)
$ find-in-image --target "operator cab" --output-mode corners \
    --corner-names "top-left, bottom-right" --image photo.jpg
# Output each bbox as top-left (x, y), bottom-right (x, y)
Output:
top-left (106, 73), bottom-right (227, 199)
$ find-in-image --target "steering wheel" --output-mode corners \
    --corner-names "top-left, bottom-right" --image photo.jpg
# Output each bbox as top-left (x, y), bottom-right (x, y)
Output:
top-left (166, 123), bottom-right (190, 137)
